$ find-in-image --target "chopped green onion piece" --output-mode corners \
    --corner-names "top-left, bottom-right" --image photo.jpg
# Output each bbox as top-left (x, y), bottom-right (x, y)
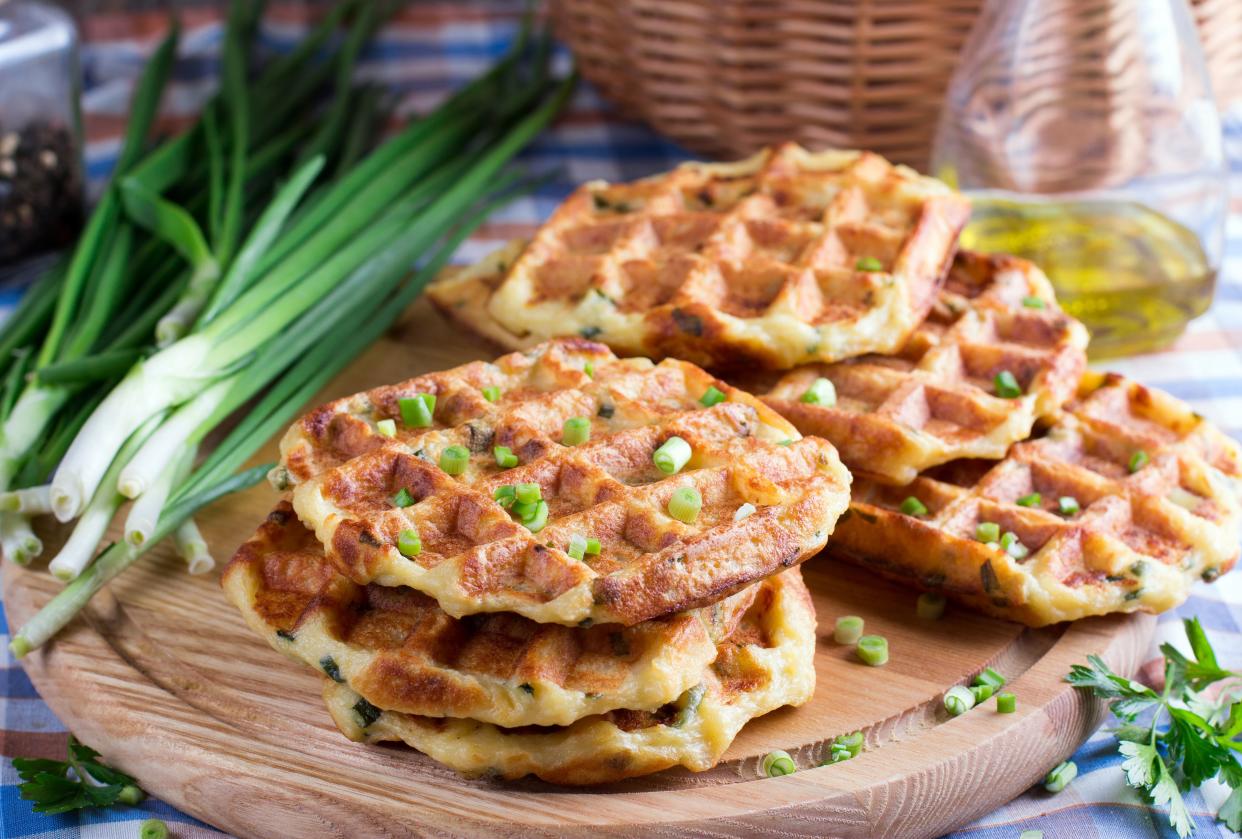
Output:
top-left (562, 416), bottom-right (591, 446)
top-left (834, 615), bottom-right (864, 644)
top-left (1021, 295), bottom-right (1045, 309)
top-left (734, 502), bottom-right (757, 522)
top-left (975, 521), bottom-right (1000, 543)
top-left (653, 436), bottom-right (692, 474)
top-left (699, 385), bottom-right (727, 407)
top-left (974, 667), bottom-right (1007, 690)
top-left (944, 685), bottom-right (976, 716)
top-left (799, 377), bottom-right (837, 406)
top-left (1058, 495), bottom-right (1080, 516)
top-left (439, 445), bottom-right (470, 476)
top-left (567, 533), bottom-right (588, 560)
top-left (668, 486), bottom-right (702, 524)
top-left (397, 528), bottom-right (421, 557)
top-left (856, 635), bottom-right (889, 666)
top-left (523, 500), bottom-right (549, 533)
top-left (399, 393), bottom-right (435, 428)
top-left (1017, 492), bottom-right (1041, 508)
top-left (994, 370), bottom-right (1022, 399)
top-left (1019, 831), bottom-right (1043, 839)
top-left (585, 537), bottom-right (601, 555)
top-left (512, 499), bottom-right (538, 521)
top-left (1128, 450), bottom-right (1149, 472)
top-left (583, 361), bottom-right (595, 378)
top-left (1043, 760), bottom-right (1077, 793)
top-left (917, 592), bottom-right (946, 620)
top-left (1004, 533), bottom-right (1030, 560)
top-left (494, 445), bottom-right (518, 468)
top-left (481, 386), bottom-right (501, 402)
top-left (999, 531), bottom-right (1018, 551)
top-left (515, 482), bottom-right (542, 504)
top-left (140, 820), bottom-right (170, 839)
top-left (825, 731), bottom-right (863, 764)
top-left (375, 418), bottom-right (396, 438)
top-left (777, 439), bottom-right (794, 446)
top-left (997, 691), bottom-right (1016, 713)
top-left (761, 749), bottom-right (796, 777)
top-left (392, 487), bottom-right (414, 508)
top-left (855, 256), bottom-right (884, 272)
top-left (970, 683), bottom-right (995, 703)
top-left (494, 485), bottom-right (516, 508)
top-left (900, 496), bottom-right (928, 517)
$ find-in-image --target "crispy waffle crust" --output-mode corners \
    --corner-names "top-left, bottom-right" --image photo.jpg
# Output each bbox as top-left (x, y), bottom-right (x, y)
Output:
top-left (757, 251), bottom-right (1089, 484)
top-left (832, 372), bottom-right (1242, 626)
top-left (321, 567), bottom-right (817, 786)
top-left (426, 144), bottom-right (970, 370)
top-left (222, 502), bottom-right (759, 727)
top-left (280, 340), bottom-right (851, 626)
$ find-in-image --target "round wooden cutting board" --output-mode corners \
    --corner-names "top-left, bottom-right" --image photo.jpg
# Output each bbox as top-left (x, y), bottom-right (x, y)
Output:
top-left (3, 300), bottom-right (1155, 839)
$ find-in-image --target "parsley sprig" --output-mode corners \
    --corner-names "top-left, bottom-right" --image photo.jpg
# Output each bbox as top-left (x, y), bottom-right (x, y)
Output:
top-left (1066, 617), bottom-right (1242, 837)
top-left (13, 735), bottom-right (145, 814)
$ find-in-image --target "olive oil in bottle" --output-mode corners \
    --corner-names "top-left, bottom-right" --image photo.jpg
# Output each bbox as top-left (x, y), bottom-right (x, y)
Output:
top-left (961, 197), bottom-right (1218, 358)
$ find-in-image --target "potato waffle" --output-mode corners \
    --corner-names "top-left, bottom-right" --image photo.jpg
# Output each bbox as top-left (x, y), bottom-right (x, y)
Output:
top-left (831, 372), bottom-right (1242, 625)
top-left (283, 340), bottom-right (851, 626)
top-left (321, 568), bottom-right (817, 785)
top-left (427, 143), bottom-right (970, 370)
top-left (223, 503), bottom-right (758, 727)
top-left (759, 251), bottom-right (1089, 484)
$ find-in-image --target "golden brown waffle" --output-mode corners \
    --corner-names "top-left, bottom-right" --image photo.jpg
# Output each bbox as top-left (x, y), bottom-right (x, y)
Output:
top-left (223, 502), bottom-right (758, 727)
top-left (831, 372), bottom-right (1242, 626)
top-left (281, 340), bottom-right (851, 626)
top-left (321, 568), bottom-right (817, 785)
top-left (758, 251), bottom-right (1089, 484)
top-left (426, 144), bottom-right (970, 370)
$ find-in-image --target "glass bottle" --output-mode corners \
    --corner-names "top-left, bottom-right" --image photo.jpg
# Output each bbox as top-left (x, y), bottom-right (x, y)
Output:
top-left (0, 0), bottom-right (84, 266)
top-left (931, 0), bottom-right (1226, 358)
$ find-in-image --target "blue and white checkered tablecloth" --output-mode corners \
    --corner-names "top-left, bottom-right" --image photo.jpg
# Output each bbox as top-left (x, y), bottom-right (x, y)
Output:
top-left (1, 4), bottom-right (1240, 837)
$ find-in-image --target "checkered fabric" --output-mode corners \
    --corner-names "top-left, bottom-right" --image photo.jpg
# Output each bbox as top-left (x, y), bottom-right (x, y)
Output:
top-left (1, 3), bottom-right (1240, 837)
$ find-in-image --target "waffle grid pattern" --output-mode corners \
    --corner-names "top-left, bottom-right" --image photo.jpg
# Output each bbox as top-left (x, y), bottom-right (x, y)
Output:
top-left (478, 143), bottom-right (970, 369)
top-left (761, 251), bottom-right (1089, 484)
top-left (284, 341), bottom-right (851, 626)
top-left (320, 568), bottom-right (818, 786)
top-left (833, 372), bottom-right (1242, 625)
top-left (223, 503), bottom-right (762, 727)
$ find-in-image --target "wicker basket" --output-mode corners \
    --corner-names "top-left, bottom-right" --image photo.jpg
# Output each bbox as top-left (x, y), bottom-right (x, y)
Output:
top-left (552, 0), bottom-right (1242, 171)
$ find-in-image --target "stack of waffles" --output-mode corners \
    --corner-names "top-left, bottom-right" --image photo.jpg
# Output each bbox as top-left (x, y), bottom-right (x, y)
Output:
top-left (428, 142), bottom-right (1242, 629)
top-left (223, 340), bottom-right (852, 784)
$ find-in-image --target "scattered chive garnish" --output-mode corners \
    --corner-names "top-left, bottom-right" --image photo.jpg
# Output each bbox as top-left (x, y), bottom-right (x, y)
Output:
top-left (944, 685), bottom-right (975, 716)
top-left (399, 393), bottom-right (435, 428)
top-left (668, 486), bottom-right (702, 524)
top-left (825, 731), bottom-right (864, 764)
top-left (800, 377), bottom-right (837, 406)
top-left (1043, 760), bottom-right (1077, 793)
top-left (562, 416), bottom-right (590, 446)
top-left (494, 485), bottom-right (516, 508)
top-left (493, 445), bottom-right (518, 468)
top-left (834, 615), bottom-right (864, 644)
top-left (439, 444), bottom-right (469, 476)
top-left (585, 537), bottom-right (601, 555)
top-left (699, 385), bottom-right (726, 407)
top-left (375, 418), bottom-right (396, 438)
top-left (515, 483), bottom-right (541, 505)
top-left (1058, 496), bottom-right (1080, 516)
top-left (481, 386), bottom-right (500, 403)
top-left (734, 502), bottom-right (757, 521)
top-left (583, 361), bottom-right (594, 378)
top-left (1017, 492), bottom-right (1041, 507)
top-left (975, 521), bottom-right (1000, 543)
top-left (762, 750), bottom-right (796, 777)
top-left (1129, 450), bottom-right (1149, 472)
top-left (974, 667), bottom-right (1007, 690)
top-left (653, 436), bottom-right (692, 474)
top-left (140, 820), bottom-right (169, 839)
top-left (524, 500), bottom-right (549, 532)
top-left (855, 256), bottom-right (884, 272)
top-left (1021, 295), bottom-right (1045, 309)
top-left (392, 487), bottom-right (414, 508)
top-left (900, 496), bottom-right (928, 517)
top-left (994, 371), bottom-right (1022, 399)
top-left (970, 683), bottom-right (995, 703)
top-left (397, 528), bottom-right (421, 557)
top-left (996, 691), bottom-right (1016, 713)
top-left (567, 533), bottom-right (588, 560)
top-left (856, 635), bottom-right (889, 666)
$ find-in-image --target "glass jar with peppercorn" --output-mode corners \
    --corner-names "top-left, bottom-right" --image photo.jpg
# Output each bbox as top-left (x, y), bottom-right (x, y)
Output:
top-left (0, 0), bottom-right (85, 266)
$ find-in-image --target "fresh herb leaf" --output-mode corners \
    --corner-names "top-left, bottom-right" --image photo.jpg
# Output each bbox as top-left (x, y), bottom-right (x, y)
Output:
top-left (14, 735), bottom-right (144, 815)
top-left (1067, 618), bottom-right (1242, 837)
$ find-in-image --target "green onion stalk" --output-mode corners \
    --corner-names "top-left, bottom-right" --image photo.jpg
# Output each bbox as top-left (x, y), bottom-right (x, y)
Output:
top-left (123, 442), bottom-right (194, 547)
top-left (0, 513), bottom-right (41, 566)
top-left (174, 517), bottom-right (213, 575)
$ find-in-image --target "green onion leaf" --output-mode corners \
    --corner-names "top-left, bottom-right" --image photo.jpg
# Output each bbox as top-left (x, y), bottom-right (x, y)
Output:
top-left (1058, 496), bottom-right (1080, 516)
top-left (799, 377), bottom-right (837, 406)
top-left (975, 521), bottom-right (1000, 543)
top-left (699, 386), bottom-right (726, 407)
top-left (996, 691), bottom-right (1017, 713)
top-left (585, 537), bottom-right (601, 555)
top-left (515, 483), bottom-right (541, 504)
top-left (493, 445), bottom-right (518, 468)
top-left (1017, 492), bottom-right (1042, 508)
top-left (523, 500), bottom-right (549, 533)
top-left (562, 416), bottom-right (590, 446)
top-left (668, 486), bottom-right (702, 524)
top-left (944, 685), bottom-right (975, 716)
top-left (1129, 450), bottom-right (1149, 473)
top-left (994, 370), bottom-right (1022, 399)
top-left (481, 386), bottom-right (501, 402)
top-left (855, 256), bottom-right (884, 272)
top-left (392, 487), bottom-right (414, 508)
top-left (900, 496), bottom-right (928, 517)
top-left (762, 750), bottom-right (796, 777)
top-left (1022, 295), bottom-right (1045, 309)
top-left (1043, 760), bottom-right (1077, 793)
top-left (494, 485), bottom-right (516, 508)
top-left (376, 418), bottom-right (396, 438)
top-left (653, 436), bottom-right (692, 474)
top-left (439, 445), bottom-right (469, 476)
top-left (399, 393), bottom-right (435, 428)
top-left (834, 615), bottom-right (864, 644)
top-left (397, 528), bottom-right (421, 557)
top-left (567, 533), bottom-right (588, 560)
top-left (856, 635), bottom-right (889, 666)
